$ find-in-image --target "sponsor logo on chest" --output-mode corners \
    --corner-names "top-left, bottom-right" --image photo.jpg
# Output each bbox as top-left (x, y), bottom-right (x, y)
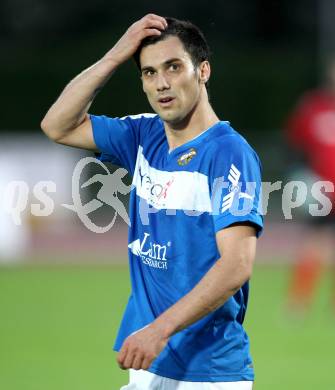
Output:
top-left (133, 147), bottom-right (212, 212)
top-left (128, 233), bottom-right (171, 270)
top-left (138, 165), bottom-right (175, 208)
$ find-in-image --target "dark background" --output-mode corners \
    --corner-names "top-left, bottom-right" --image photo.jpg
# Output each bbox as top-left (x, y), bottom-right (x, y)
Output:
top-left (1, 0), bottom-right (318, 134)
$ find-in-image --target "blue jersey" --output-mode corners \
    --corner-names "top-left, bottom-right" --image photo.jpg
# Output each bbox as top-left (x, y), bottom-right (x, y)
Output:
top-left (91, 113), bottom-right (263, 382)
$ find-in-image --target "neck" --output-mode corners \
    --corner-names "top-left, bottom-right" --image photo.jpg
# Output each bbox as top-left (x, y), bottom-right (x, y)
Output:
top-left (164, 91), bottom-right (219, 151)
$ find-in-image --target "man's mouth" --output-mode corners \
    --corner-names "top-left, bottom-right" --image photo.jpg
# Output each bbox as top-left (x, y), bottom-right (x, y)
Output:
top-left (158, 97), bottom-right (175, 106)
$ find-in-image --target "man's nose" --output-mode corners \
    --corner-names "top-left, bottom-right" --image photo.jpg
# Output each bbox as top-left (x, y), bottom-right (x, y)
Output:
top-left (156, 72), bottom-right (170, 91)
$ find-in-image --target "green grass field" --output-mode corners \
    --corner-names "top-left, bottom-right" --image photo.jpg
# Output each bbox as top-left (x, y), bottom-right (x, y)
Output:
top-left (0, 263), bottom-right (334, 390)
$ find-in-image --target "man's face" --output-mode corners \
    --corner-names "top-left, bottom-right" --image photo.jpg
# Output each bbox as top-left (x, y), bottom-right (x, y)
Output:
top-left (139, 36), bottom-right (203, 125)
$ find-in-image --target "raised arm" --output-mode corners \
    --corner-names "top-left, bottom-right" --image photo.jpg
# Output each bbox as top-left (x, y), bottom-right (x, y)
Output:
top-left (117, 223), bottom-right (257, 370)
top-left (40, 14), bottom-right (167, 150)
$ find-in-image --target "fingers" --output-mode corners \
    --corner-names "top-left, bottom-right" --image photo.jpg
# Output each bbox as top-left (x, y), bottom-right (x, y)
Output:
top-left (126, 14), bottom-right (168, 46)
top-left (141, 28), bottom-right (163, 39)
top-left (116, 318), bottom-right (166, 371)
top-left (122, 349), bottom-right (136, 370)
top-left (119, 352), bottom-right (154, 370)
top-left (144, 14), bottom-right (168, 29)
top-left (117, 345), bottom-right (128, 370)
top-left (117, 346), bottom-right (155, 370)
top-left (141, 355), bottom-right (154, 370)
top-left (144, 19), bottom-right (166, 32)
top-left (132, 354), bottom-right (145, 370)
top-left (141, 14), bottom-right (167, 33)
top-left (129, 14), bottom-right (167, 41)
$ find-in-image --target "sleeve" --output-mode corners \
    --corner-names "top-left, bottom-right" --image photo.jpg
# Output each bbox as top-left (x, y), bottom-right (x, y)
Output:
top-left (210, 137), bottom-right (263, 237)
top-left (90, 113), bottom-right (154, 174)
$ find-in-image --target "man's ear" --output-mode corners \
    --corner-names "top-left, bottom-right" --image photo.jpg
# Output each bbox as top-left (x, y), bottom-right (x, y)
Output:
top-left (199, 61), bottom-right (210, 84)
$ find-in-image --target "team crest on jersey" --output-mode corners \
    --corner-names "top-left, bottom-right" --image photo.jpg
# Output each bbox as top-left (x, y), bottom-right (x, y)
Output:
top-left (177, 148), bottom-right (197, 166)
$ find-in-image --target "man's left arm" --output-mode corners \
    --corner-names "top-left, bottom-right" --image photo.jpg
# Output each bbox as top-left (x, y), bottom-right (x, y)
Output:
top-left (117, 223), bottom-right (257, 371)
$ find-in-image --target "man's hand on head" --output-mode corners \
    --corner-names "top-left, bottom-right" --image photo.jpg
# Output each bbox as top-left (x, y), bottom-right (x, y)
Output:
top-left (105, 14), bottom-right (168, 67)
top-left (117, 322), bottom-right (169, 371)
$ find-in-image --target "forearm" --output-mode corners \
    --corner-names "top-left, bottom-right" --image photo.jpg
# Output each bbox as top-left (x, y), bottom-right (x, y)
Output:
top-left (152, 241), bottom-right (255, 338)
top-left (41, 15), bottom-right (167, 143)
top-left (41, 54), bottom-right (119, 140)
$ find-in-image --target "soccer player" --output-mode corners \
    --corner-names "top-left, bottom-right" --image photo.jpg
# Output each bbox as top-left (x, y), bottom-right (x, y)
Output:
top-left (285, 56), bottom-right (335, 315)
top-left (41, 14), bottom-right (263, 390)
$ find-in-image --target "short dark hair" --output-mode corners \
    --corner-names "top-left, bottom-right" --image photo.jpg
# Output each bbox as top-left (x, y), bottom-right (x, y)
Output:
top-left (133, 17), bottom-right (211, 70)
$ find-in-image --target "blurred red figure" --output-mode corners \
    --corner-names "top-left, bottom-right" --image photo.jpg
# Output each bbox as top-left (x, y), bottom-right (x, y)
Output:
top-left (285, 57), bottom-right (335, 315)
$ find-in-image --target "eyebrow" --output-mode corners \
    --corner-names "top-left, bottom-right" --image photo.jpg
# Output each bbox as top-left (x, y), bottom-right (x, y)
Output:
top-left (141, 58), bottom-right (182, 73)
